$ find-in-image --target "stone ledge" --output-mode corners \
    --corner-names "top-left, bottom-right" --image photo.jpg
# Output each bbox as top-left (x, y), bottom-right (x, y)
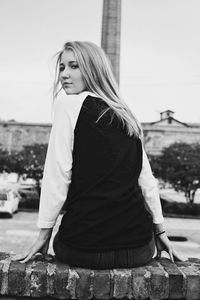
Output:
top-left (0, 252), bottom-right (200, 300)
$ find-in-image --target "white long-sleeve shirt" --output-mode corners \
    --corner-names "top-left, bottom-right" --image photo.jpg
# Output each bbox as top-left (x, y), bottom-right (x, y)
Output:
top-left (37, 92), bottom-right (164, 228)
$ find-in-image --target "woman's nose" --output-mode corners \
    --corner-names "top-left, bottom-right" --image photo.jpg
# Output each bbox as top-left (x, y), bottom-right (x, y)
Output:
top-left (61, 67), bottom-right (70, 78)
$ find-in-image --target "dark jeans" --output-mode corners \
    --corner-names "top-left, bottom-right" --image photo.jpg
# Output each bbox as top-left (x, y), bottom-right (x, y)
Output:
top-left (53, 233), bottom-right (155, 269)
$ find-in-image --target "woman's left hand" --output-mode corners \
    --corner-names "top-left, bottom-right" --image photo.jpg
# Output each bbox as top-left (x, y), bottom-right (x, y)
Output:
top-left (155, 232), bottom-right (182, 262)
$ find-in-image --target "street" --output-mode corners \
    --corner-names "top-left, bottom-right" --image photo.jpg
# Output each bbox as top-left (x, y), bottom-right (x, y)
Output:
top-left (0, 212), bottom-right (200, 260)
top-left (0, 211), bottom-right (61, 256)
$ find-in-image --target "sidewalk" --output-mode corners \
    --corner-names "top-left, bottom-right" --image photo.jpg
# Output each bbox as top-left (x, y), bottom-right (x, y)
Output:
top-left (160, 188), bottom-right (200, 203)
top-left (165, 217), bottom-right (200, 260)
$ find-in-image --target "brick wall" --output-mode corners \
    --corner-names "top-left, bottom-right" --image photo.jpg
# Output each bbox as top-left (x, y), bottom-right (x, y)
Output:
top-left (0, 252), bottom-right (200, 299)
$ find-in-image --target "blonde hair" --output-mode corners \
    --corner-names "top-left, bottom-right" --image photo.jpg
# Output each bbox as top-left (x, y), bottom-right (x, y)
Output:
top-left (53, 41), bottom-right (143, 138)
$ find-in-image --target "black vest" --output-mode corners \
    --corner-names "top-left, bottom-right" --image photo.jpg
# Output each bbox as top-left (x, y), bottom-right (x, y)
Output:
top-left (59, 96), bottom-right (153, 251)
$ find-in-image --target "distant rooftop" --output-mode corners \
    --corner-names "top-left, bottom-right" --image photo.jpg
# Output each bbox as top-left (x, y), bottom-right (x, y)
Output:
top-left (0, 120), bottom-right (51, 127)
top-left (142, 110), bottom-right (200, 128)
top-left (1, 110), bottom-right (200, 128)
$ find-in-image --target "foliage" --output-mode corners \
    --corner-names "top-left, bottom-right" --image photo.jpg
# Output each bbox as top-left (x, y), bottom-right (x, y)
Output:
top-left (17, 144), bottom-right (48, 195)
top-left (161, 198), bottom-right (200, 217)
top-left (149, 142), bottom-right (200, 203)
top-left (0, 147), bottom-right (13, 173)
top-left (4, 144), bottom-right (48, 195)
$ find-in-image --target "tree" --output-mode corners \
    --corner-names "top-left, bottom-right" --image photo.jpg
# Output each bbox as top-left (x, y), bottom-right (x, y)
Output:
top-left (149, 142), bottom-right (200, 203)
top-left (0, 147), bottom-right (11, 173)
top-left (10, 144), bottom-right (48, 195)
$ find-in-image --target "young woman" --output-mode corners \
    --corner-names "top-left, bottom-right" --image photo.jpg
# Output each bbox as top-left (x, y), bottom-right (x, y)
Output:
top-left (13, 41), bottom-right (180, 268)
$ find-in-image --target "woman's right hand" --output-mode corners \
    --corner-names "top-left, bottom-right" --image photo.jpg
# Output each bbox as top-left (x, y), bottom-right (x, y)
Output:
top-left (155, 232), bottom-right (183, 262)
top-left (11, 228), bottom-right (53, 263)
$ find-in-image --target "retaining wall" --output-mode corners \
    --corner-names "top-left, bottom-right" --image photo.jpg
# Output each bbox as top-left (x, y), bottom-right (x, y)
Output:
top-left (0, 252), bottom-right (200, 299)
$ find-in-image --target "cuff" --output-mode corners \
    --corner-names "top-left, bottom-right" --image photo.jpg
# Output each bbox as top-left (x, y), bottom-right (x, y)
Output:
top-left (37, 220), bottom-right (55, 228)
top-left (152, 216), bottom-right (165, 224)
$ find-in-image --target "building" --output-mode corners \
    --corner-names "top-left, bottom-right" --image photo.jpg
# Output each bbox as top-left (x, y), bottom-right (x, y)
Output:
top-left (0, 110), bottom-right (200, 155)
top-left (0, 120), bottom-right (51, 152)
top-left (143, 110), bottom-right (200, 155)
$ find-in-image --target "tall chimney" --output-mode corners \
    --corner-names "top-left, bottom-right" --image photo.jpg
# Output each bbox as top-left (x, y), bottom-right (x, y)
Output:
top-left (101, 0), bottom-right (121, 84)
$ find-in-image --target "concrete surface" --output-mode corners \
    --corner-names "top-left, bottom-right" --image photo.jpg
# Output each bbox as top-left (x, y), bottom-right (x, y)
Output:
top-left (0, 212), bottom-right (200, 261)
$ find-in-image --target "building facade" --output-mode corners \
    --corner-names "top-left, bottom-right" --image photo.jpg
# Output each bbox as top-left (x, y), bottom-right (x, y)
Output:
top-left (143, 110), bottom-right (200, 155)
top-left (1, 110), bottom-right (200, 155)
top-left (0, 121), bottom-right (51, 153)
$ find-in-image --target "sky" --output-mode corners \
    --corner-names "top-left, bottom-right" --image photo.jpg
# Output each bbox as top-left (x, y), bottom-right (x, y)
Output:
top-left (0, 0), bottom-right (200, 124)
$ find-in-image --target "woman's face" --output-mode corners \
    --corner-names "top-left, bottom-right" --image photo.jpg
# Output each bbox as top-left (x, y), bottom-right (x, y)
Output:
top-left (59, 50), bottom-right (86, 95)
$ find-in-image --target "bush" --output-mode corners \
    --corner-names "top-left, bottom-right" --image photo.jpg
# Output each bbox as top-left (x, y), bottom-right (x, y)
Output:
top-left (161, 198), bottom-right (200, 217)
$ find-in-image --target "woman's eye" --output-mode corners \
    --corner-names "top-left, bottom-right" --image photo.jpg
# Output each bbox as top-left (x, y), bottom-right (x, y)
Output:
top-left (71, 64), bottom-right (78, 69)
top-left (59, 65), bottom-right (65, 72)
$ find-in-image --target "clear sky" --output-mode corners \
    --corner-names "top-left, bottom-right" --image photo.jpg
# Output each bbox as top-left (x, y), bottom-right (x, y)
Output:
top-left (0, 0), bottom-right (200, 124)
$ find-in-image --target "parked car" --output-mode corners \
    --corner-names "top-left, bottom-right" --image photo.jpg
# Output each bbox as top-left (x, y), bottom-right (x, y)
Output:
top-left (18, 186), bottom-right (40, 209)
top-left (0, 189), bottom-right (21, 217)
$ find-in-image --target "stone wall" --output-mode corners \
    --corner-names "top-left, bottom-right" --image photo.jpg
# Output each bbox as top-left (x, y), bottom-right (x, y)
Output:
top-left (1, 252), bottom-right (200, 299)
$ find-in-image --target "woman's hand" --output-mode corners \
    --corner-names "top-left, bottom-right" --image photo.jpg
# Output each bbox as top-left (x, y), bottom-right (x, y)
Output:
top-left (153, 223), bottom-right (183, 262)
top-left (155, 232), bottom-right (182, 262)
top-left (11, 228), bottom-right (53, 263)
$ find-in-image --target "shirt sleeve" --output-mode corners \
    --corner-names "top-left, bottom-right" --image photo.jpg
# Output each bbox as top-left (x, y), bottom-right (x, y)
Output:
top-left (138, 146), bottom-right (164, 224)
top-left (37, 99), bottom-right (73, 228)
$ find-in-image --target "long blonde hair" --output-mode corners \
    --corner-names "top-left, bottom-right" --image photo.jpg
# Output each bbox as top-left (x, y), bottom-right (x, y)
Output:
top-left (53, 41), bottom-right (143, 138)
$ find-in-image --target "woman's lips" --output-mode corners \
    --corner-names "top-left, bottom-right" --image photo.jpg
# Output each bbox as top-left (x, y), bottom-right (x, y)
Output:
top-left (63, 82), bottom-right (72, 86)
